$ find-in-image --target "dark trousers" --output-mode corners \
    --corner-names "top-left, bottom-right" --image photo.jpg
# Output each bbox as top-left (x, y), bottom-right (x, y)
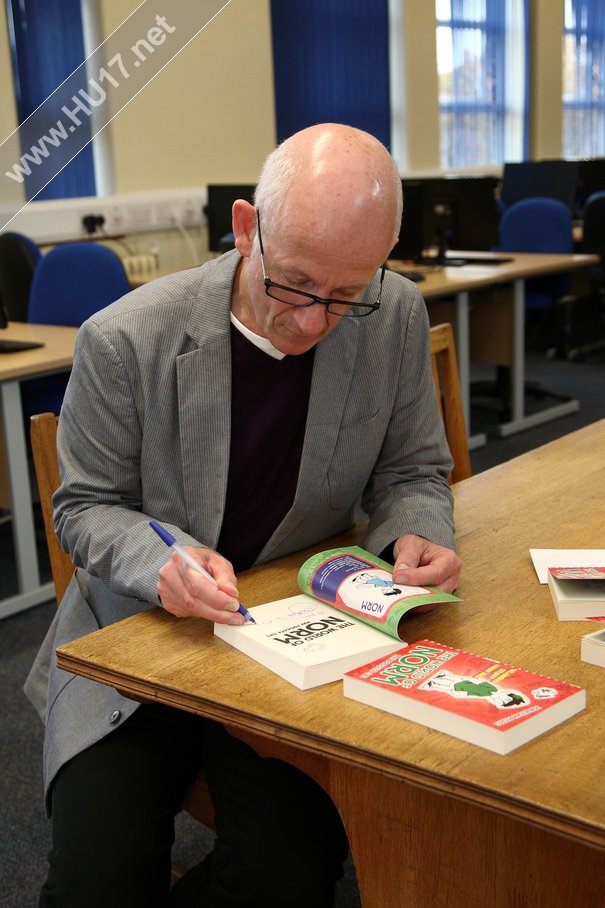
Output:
top-left (39, 704), bottom-right (348, 908)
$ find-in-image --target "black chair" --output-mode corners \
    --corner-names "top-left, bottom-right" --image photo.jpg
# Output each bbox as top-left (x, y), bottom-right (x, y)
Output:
top-left (0, 231), bottom-right (41, 322)
top-left (564, 190), bottom-right (605, 360)
top-left (582, 191), bottom-right (605, 291)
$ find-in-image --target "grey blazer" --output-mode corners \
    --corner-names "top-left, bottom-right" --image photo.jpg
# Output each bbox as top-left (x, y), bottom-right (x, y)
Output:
top-left (25, 250), bottom-right (454, 806)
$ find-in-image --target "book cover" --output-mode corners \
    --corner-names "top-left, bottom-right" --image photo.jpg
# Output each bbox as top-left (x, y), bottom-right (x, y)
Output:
top-left (343, 640), bottom-right (585, 754)
top-left (297, 547), bottom-right (460, 638)
top-left (214, 547), bottom-right (461, 690)
top-left (581, 627), bottom-right (605, 668)
top-left (547, 567), bottom-right (605, 621)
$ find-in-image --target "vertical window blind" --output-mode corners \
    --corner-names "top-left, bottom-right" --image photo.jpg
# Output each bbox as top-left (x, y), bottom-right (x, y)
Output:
top-left (6, 0), bottom-right (96, 200)
top-left (269, 0), bottom-right (391, 150)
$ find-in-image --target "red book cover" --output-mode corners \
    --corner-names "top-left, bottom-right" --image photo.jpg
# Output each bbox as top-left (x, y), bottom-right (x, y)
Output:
top-left (549, 567), bottom-right (605, 580)
top-left (343, 640), bottom-right (585, 754)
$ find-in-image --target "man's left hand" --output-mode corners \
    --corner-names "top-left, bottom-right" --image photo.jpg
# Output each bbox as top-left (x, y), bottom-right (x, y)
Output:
top-left (391, 534), bottom-right (461, 609)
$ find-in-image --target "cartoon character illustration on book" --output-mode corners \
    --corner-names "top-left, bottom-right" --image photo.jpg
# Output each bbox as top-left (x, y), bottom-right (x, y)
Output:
top-left (351, 572), bottom-right (402, 596)
top-left (419, 670), bottom-right (529, 708)
top-left (531, 686), bottom-right (558, 700)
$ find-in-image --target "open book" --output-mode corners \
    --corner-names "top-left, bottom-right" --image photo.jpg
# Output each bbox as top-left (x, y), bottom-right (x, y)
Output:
top-left (214, 546), bottom-right (460, 689)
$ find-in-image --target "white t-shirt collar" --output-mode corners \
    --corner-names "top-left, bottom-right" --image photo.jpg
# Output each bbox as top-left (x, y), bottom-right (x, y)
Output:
top-left (230, 311), bottom-right (286, 360)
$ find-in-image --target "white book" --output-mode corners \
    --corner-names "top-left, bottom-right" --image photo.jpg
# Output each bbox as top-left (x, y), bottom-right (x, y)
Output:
top-left (215, 594), bottom-right (402, 690)
top-left (214, 546), bottom-right (461, 689)
top-left (547, 567), bottom-right (605, 621)
top-left (581, 628), bottom-right (605, 668)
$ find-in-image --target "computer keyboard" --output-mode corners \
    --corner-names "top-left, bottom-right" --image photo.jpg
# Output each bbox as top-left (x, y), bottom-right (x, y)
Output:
top-left (420, 254), bottom-right (514, 267)
top-left (0, 338), bottom-right (44, 353)
top-left (399, 270), bottom-right (426, 282)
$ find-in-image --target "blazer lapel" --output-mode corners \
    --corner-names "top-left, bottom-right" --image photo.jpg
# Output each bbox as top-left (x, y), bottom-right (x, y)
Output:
top-left (177, 342), bottom-right (231, 547)
top-left (177, 255), bottom-right (237, 546)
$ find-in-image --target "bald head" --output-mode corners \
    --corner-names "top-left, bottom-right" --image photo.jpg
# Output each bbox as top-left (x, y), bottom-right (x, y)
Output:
top-left (254, 124), bottom-right (402, 261)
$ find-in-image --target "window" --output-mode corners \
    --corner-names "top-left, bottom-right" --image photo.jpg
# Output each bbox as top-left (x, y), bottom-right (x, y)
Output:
top-left (436, 0), bottom-right (528, 170)
top-left (563, 0), bottom-right (605, 158)
top-left (6, 0), bottom-right (96, 200)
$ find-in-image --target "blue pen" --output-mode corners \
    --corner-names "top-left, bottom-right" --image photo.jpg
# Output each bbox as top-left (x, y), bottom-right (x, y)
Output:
top-left (149, 520), bottom-right (256, 624)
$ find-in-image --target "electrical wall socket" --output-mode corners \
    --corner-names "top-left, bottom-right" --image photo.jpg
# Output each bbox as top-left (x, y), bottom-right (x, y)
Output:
top-left (99, 191), bottom-right (205, 233)
top-left (3, 188), bottom-right (207, 243)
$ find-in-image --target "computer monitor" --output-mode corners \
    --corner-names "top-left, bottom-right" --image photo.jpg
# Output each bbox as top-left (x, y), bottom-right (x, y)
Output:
top-left (575, 158), bottom-right (605, 213)
top-left (389, 180), bottom-right (425, 261)
top-left (390, 175), bottom-right (502, 263)
top-left (422, 175), bottom-right (501, 253)
top-left (205, 184), bottom-right (256, 252)
top-left (500, 160), bottom-right (579, 211)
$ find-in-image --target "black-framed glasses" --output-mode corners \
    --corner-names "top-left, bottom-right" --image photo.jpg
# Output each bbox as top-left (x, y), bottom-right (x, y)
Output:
top-left (256, 213), bottom-right (384, 318)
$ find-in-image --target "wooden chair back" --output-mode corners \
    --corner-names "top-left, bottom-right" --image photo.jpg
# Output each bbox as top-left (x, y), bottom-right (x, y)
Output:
top-left (29, 411), bottom-right (214, 830)
top-left (429, 323), bottom-right (472, 484)
top-left (30, 413), bottom-right (74, 604)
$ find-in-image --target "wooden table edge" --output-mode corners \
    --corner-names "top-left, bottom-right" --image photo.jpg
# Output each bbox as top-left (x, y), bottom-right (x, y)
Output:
top-left (56, 646), bottom-right (605, 853)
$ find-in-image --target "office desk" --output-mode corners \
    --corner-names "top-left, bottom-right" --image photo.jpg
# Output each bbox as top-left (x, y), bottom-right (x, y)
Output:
top-left (0, 322), bottom-right (77, 619)
top-left (389, 251), bottom-right (598, 442)
top-left (57, 420), bottom-right (605, 907)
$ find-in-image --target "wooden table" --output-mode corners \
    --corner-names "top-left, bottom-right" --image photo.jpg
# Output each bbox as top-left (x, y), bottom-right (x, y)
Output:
top-left (0, 322), bottom-right (77, 618)
top-left (57, 420), bottom-right (605, 906)
top-left (389, 251), bottom-right (598, 444)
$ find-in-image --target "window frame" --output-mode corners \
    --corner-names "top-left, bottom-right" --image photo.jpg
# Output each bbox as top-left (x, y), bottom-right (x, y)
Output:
top-left (563, 0), bottom-right (605, 158)
top-left (435, 0), bottom-right (528, 170)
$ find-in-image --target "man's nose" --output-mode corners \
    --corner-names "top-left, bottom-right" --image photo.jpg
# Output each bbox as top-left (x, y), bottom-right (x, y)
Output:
top-left (292, 302), bottom-right (329, 335)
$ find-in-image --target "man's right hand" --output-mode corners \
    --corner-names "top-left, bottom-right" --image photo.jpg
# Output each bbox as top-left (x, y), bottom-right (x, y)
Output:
top-left (156, 547), bottom-right (246, 624)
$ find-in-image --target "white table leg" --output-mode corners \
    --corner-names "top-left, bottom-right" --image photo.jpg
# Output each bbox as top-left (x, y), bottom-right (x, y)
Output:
top-left (453, 290), bottom-right (486, 450)
top-left (0, 381), bottom-right (54, 618)
top-left (497, 278), bottom-right (579, 436)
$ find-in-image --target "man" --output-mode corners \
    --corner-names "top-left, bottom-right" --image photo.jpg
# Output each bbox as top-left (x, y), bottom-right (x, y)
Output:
top-left (26, 123), bottom-right (461, 907)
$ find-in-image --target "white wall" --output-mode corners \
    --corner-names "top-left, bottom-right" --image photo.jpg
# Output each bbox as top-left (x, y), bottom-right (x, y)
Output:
top-left (96, 0), bottom-right (276, 192)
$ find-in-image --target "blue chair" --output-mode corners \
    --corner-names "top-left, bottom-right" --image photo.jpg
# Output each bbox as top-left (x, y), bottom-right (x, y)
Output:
top-left (0, 231), bottom-right (42, 322)
top-left (23, 242), bottom-right (130, 417)
top-left (495, 196), bottom-right (574, 326)
top-left (28, 242), bottom-right (129, 326)
top-left (472, 198), bottom-right (576, 416)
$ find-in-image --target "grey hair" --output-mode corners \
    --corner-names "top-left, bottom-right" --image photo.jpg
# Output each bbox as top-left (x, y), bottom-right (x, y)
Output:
top-left (253, 143), bottom-right (304, 232)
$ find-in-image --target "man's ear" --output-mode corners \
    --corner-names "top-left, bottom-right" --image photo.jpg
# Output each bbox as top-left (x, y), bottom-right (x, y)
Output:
top-left (232, 200), bottom-right (257, 257)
